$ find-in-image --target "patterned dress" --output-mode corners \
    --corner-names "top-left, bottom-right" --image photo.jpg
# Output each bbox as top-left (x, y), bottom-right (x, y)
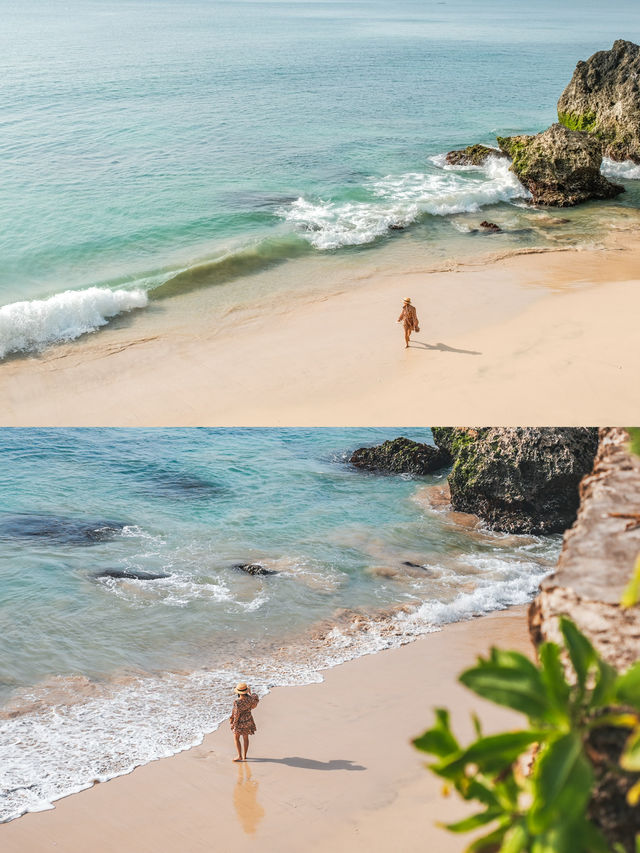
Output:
top-left (398, 303), bottom-right (420, 332)
top-left (230, 693), bottom-right (259, 735)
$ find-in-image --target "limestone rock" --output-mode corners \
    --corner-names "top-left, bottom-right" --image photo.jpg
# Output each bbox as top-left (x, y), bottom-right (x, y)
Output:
top-left (497, 123), bottom-right (623, 206)
top-left (349, 437), bottom-right (449, 475)
top-left (432, 427), bottom-right (599, 533)
top-left (558, 39), bottom-right (640, 164)
top-left (445, 144), bottom-right (508, 167)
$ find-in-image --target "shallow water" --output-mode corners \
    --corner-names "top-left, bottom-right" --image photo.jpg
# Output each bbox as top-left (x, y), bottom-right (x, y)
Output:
top-left (0, 428), bottom-right (561, 821)
top-left (1, 0), bottom-right (640, 356)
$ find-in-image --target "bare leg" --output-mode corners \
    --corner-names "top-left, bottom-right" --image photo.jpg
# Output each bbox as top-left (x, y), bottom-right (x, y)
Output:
top-left (404, 327), bottom-right (410, 348)
top-left (233, 732), bottom-right (243, 761)
top-left (242, 734), bottom-right (250, 760)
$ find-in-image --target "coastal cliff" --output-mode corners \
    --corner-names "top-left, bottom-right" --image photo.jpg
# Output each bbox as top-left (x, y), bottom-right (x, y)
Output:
top-left (558, 39), bottom-right (640, 164)
top-left (529, 427), bottom-right (640, 670)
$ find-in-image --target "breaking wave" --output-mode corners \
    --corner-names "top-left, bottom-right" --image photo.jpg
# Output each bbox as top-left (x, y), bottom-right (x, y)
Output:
top-left (279, 156), bottom-right (530, 249)
top-left (0, 287), bottom-right (148, 359)
top-left (601, 157), bottom-right (640, 181)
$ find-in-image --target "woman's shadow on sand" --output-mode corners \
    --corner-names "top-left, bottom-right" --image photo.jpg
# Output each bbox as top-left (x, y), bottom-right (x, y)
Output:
top-left (249, 757), bottom-right (366, 771)
top-left (411, 339), bottom-right (482, 355)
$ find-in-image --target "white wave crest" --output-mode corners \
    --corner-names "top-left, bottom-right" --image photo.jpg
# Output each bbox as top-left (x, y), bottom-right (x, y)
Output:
top-left (280, 157), bottom-right (529, 250)
top-left (601, 156), bottom-right (640, 181)
top-left (0, 287), bottom-right (148, 359)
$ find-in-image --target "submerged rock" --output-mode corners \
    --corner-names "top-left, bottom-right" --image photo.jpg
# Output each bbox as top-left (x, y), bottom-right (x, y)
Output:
top-left (350, 437), bottom-right (450, 475)
top-left (445, 144), bottom-right (508, 167)
top-left (232, 563), bottom-right (278, 576)
top-left (497, 123), bottom-right (624, 206)
top-left (0, 514), bottom-right (126, 545)
top-left (558, 39), bottom-right (640, 164)
top-left (431, 427), bottom-right (599, 534)
top-left (95, 569), bottom-right (170, 581)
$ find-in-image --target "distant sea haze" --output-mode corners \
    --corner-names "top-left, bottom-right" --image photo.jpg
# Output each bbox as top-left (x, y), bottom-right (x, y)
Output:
top-left (0, 428), bottom-right (561, 821)
top-left (1, 0), bottom-right (640, 357)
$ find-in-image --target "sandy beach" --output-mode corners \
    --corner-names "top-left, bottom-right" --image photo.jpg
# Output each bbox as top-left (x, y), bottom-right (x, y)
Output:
top-left (2, 233), bottom-right (639, 427)
top-left (2, 608), bottom-right (531, 853)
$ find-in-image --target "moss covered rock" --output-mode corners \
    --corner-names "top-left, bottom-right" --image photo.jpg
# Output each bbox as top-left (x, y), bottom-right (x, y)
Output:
top-left (497, 124), bottom-right (623, 206)
top-left (445, 144), bottom-right (508, 167)
top-left (432, 427), bottom-right (599, 533)
top-left (558, 39), bottom-right (640, 164)
top-left (350, 437), bottom-right (449, 475)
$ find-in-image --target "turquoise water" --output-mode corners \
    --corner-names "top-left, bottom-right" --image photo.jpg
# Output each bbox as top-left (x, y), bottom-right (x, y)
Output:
top-left (1, 0), bottom-right (640, 356)
top-left (0, 428), bottom-right (560, 820)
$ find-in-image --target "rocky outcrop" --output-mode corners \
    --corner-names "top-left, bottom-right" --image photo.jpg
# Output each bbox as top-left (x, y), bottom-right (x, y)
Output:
top-left (445, 144), bottom-right (508, 167)
top-left (497, 124), bottom-right (624, 206)
top-left (95, 569), bottom-right (170, 581)
top-left (529, 428), bottom-right (640, 670)
top-left (557, 40), bottom-right (640, 164)
top-left (479, 220), bottom-right (502, 233)
top-left (431, 427), bottom-right (599, 533)
top-left (232, 563), bottom-right (278, 576)
top-left (0, 514), bottom-right (127, 545)
top-left (350, 437), bottom-right (449, 475)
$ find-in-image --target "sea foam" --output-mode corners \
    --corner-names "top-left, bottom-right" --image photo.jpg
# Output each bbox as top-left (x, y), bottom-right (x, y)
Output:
top-left (280, 156), bottom-right (530, 250)
top-left (601, 156), bottom-right (640, 181)
top-left (0, 287), bottom-right (148, 359)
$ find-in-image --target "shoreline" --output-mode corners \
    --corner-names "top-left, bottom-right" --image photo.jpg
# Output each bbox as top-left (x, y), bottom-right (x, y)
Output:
top-left (2, 230), bottom-right (640, 426)
top-left (2, 607), bottom-right (532, 853)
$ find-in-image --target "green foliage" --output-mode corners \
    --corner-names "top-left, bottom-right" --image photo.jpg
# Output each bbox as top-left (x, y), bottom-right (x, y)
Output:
top-left (414, 617), bottom-right (640, 852)
top-left (628, 429), bottom-right (640, 460)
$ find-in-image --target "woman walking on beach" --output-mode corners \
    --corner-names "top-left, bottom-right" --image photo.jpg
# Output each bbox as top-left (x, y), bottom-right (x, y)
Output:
top-left (398, 297), bottom-right (420, 348)
top-left (230, 683), bottom-right (259, 762)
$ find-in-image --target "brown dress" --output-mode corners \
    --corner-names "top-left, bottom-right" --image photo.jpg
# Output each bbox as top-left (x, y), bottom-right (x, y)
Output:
top-left (398, 303), bottom-right (420, 332)
top-left (230, 693), bottom-right (259, 735)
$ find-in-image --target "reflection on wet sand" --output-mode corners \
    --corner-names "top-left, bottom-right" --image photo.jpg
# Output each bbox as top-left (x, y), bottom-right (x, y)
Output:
top-left (233, 762), bottom-right (265, 835)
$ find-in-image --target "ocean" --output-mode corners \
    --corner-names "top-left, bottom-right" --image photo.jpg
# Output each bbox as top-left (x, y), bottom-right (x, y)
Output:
top-left (1, 0), bottom-right (640, 358)
top-left (0, 427), bottom-right (560, 820)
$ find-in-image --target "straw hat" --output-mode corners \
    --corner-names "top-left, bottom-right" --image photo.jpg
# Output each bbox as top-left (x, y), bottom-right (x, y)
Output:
top-left (234, 682), bottom-right (249, 694)
top-left (403, 297), bottom-right (411, 304)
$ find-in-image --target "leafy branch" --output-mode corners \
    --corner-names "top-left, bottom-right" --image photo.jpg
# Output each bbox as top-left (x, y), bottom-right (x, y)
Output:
top-left (414, 618), bottom-right (640, 852)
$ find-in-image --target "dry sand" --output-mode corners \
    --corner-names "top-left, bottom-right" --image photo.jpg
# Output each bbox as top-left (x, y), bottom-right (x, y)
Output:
top-left (3, 608), bottom-right (532, 853)
top-left (2, 236), bottom-right (639, 426)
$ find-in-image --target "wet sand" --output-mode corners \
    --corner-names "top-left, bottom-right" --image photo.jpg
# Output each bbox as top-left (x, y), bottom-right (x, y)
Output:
top-left (2, 235), bottom-right (639, 426)
top-left (3, 608), bottom-right (531, 853)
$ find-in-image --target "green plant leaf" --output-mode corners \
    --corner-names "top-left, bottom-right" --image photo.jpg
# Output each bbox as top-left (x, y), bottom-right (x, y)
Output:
top-left (440, 730), bottom-right (545, 777)
top-left (590, 657), bottom-right (619, 709)
top-left (445, 809), bottom-right (502, 833)
top-left (621, 554), bottom-right (640, 609)
top-left (466, 824), bottom-right (509, 853)
top-left (460, 653), bottom-right (552, 722)
top-left (528, 732), bottom-right (593, 834)
top-left (615, 662), bottom-right (640, 710)
top-left (499, 822), bottom-right (528, 853)
top-left (628, 427), bottom-right (640, 458)
top-left (538, 642), bottom-right (570, 717)
top-left (621, 726), bottom-right (640, 772)
top-left (559, 617), bottom-right (597, 692)
top-left (413, 708), bottom-right (459, 757)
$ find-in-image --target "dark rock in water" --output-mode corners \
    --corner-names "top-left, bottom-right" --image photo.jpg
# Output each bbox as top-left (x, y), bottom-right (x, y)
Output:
top-left (431, 427), bottom-right (599, 534)
top-left (445, 144), bottom-right (508, 167)
top-left (402, 560), bottom-right (423, 568)
top-left (146, 471), bottom-right (223, 500)
top-left (232, 563), bottom-right (278, 576)
top-left (497, 124), bottom-right (624, 206)
top-left (0, 514), bottom-right (126, 546)
top-left (479, 220), bottom-right (502, 233)
top-left (95, 569), bottom-right (170, 581)
top-left (350, 437), bottom-right (450, 475)
top-left (558, 39), bottom-right (640, 164)
top-left (389, 224), bottom-right (406, 231)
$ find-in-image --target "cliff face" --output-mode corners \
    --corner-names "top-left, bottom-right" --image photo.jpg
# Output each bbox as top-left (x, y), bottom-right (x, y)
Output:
top-left (557, 39), bottom-right (640, 164)
top-left (529, 428), bottom-right (640, 670)
top-left (497, 124), bottom-right (623, 206)
top-left (431, 427), bottom-right (599, 534)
